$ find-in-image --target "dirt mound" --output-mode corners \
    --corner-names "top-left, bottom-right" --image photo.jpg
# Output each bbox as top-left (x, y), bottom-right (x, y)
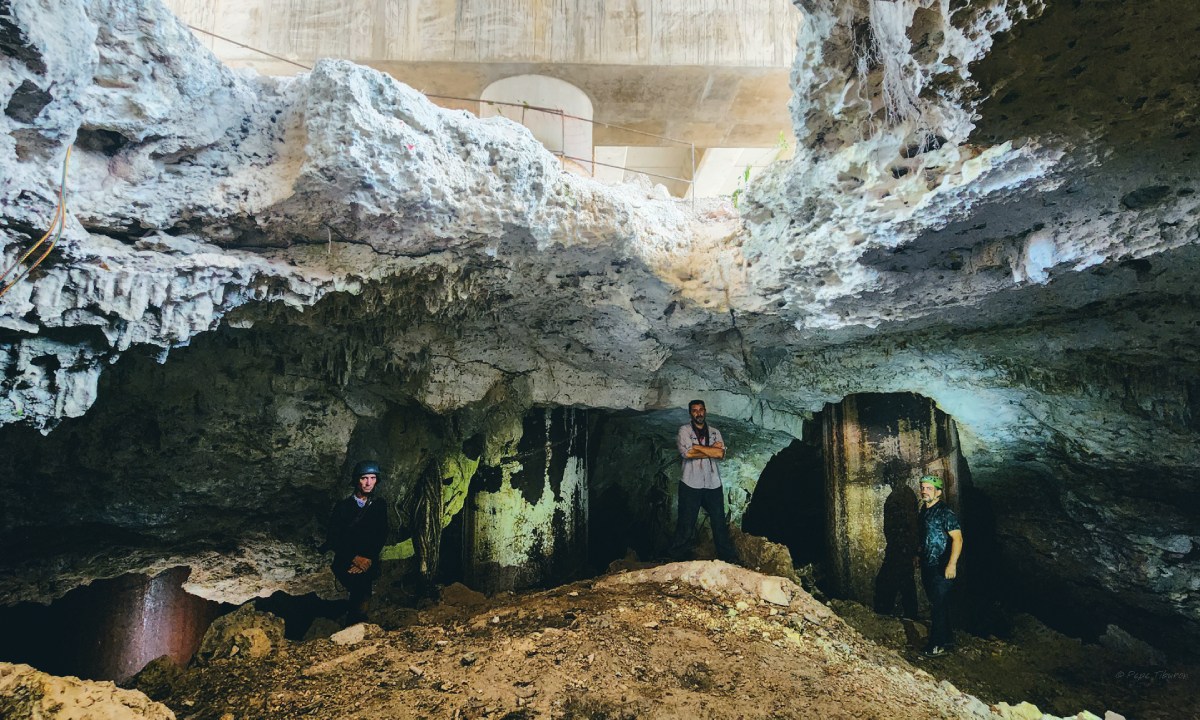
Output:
top-left (146, 562), bottom-right (1000, 719)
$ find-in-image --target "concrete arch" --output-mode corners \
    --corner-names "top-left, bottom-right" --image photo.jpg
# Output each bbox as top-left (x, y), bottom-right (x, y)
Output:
top-left (480, 75), bottom-right (593, 170)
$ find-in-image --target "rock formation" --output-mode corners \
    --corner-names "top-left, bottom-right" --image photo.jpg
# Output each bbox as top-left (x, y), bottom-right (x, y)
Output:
top-left (0, 662), bottom-right (174, 719)
top-left (1, 0), bottom-right (1197, 661)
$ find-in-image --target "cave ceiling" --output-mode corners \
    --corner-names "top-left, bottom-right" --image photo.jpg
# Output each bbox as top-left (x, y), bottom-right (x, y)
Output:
top-left (1, 0), bottom-right (1197, 653)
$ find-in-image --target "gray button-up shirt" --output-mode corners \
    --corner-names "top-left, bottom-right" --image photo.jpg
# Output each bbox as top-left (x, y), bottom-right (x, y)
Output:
top-left (678, 423), bottom-right (725, 490)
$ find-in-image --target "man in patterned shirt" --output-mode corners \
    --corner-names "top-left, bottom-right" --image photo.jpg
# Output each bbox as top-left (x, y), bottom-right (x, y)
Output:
top-left (917, 475), bottom-right (963, 657)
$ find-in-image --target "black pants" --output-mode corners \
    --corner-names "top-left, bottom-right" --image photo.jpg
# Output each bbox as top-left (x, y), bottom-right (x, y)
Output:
top-left (333, 561), bottom-right (378, 620)
top-left (921, 564), bottom-right (955, 647)
top-left (669, 482), bottom-right (740, 563)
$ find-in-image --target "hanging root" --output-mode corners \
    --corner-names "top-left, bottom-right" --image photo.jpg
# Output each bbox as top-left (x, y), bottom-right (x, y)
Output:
top-left (868, 0), bottom-right (923, 125)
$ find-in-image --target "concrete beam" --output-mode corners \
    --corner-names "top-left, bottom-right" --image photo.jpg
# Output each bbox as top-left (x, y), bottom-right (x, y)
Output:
top-left (166, 0), bottom-right (801, 148)
top-left (167, 0), bottom-right (801, 68)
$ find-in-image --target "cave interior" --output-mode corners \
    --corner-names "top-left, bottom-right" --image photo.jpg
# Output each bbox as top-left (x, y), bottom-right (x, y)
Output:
top-left (0, 0), bottom-right (1198, 715)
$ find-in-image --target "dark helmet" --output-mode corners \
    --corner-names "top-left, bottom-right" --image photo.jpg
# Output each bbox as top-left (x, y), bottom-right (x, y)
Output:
top-left (350, 460), bottom-right (383, 485)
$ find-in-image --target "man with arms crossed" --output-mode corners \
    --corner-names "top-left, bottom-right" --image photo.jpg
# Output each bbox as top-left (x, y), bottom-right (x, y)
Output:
top-left (668, 400), bottom-right (741, 565)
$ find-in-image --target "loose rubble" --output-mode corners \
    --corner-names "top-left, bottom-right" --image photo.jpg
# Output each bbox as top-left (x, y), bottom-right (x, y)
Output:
top-left (125, 562), bottom-right (1162, 720)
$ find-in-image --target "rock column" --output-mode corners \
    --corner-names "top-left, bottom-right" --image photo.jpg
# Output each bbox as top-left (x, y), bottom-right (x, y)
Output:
top-left (463, 408), bottom-right (589, 593)
top-left (823, 393), bottom-right (961, 604)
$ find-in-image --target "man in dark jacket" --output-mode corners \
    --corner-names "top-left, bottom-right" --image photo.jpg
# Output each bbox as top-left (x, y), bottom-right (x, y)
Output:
top-left (324, 460), bottom-right (389, 624)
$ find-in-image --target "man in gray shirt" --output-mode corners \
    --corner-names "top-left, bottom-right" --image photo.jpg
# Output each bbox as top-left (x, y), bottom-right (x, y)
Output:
top-left (667, 400), bottom-right (741, 564)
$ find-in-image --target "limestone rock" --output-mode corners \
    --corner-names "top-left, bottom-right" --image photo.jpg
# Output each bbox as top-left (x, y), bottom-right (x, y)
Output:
top-left (123, 656), bottom-right (182, 702)
top-left (330, 622), bottom-right (379, 646)
top-left (0, 662), bottom-right (174, 719)
top-left (194, 604), bottom-right (285, 665)
top-left (0, 536), bottom-right (339, 607)
top-left (991, 702), bottom-right (1105, 720)
top-left (597, 560), bottom-right (805, 612)
top-left (731, 528), bottom-right (803, 586)
top-left (757, 577), bottom-right (792, 607)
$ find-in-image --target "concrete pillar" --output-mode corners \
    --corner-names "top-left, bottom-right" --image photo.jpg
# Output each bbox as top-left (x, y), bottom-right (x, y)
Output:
top-left (3, 566), bottom-right (222, 682)
top-left (480, 75), bottom-right (594, 173)
top-left (823, 393), bottom-right (961, 604)
top-left (684, 146), bottom-right (783, 200)
top-left (464, 408), bottom-right (589, 593)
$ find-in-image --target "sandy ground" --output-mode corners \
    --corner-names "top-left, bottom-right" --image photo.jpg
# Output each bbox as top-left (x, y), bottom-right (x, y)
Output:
top-left (132, 561), bottom-right (1112, 720)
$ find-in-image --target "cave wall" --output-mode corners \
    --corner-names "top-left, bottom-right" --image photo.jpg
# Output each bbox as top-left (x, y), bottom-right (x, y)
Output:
top-left (0, 567), bottom-right (222, 683)
top-left (0, 287), bottom-right (607, 600)
top-left (0, 309), bottom-right (446, 602)
top-left (463, 407), bottom-right (589, 593)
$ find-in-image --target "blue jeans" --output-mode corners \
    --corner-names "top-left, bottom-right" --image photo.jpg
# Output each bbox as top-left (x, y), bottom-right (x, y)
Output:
top-left (669, 482), bottom-right (740, 563)
top-left (921, 564), bottom-right (955, 647)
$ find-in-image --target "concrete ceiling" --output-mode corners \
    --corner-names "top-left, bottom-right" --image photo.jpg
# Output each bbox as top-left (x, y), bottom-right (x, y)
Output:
top-left (165, 0), bottom-right (802, 196)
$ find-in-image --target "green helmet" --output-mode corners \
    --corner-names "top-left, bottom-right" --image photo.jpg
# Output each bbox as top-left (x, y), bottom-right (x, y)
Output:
top-left (919, 475), bottom-right (944, 489)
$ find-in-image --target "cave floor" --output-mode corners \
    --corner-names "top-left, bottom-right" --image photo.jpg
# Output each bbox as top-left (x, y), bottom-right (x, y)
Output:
top-left (831, 599), bottom-right (1200, 720)
top-left (142, 562), bottom-right (1196, 720)
top-left (148, 562), bottom-right (976, 719)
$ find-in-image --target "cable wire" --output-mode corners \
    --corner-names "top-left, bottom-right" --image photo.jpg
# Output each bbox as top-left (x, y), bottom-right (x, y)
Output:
top-left (0, 145), bottom-right (73, 299)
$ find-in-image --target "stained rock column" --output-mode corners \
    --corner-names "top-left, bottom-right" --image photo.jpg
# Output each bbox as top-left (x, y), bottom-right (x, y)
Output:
top-left (463, 408), bottom-right (589, 593)
top-left (823, 393), bottom-right (961, 604)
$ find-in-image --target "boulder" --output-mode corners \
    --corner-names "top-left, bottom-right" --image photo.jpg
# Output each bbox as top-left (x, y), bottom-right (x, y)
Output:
top-left (0, 662), bottom-right (174, 719)
top-left (123, 655), bottom-right (182, 702)
top-left (731, 528), bottom-right (803, 585)
top-left (302, 617), bottom-right (344, 642)
top-left (194, 604), bottom-right (285, 665)
top-left (330, 622), bottom-right (382, 646)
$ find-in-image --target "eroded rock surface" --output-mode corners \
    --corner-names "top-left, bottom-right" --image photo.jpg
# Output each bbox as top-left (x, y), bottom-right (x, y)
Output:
top-left (193, 604), bottom-right (285, 666)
